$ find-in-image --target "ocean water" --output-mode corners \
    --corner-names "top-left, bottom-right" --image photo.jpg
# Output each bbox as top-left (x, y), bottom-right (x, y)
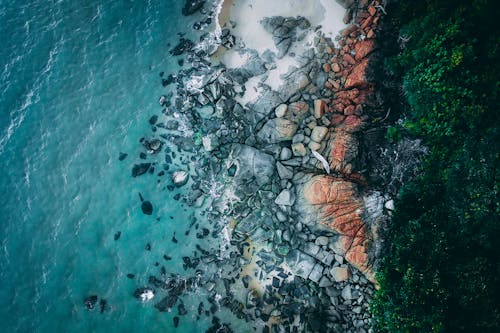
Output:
top-left (0, 1), bottom-right (245, 332)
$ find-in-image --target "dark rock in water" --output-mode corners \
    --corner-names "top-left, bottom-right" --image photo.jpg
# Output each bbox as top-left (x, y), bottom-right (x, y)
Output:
top-left (159, 71), bottom-right (164, 77)
top-left (99, 299), bottom-right (107, 313)
top-left (126, 273), bottom-right (135, 279)
top-left (149, 115), bottom-right (158, 125)
top-left (84, 295), bottom-right (98, 310)
top-left (161, 74), bottom-right (175, 87)
top-left (173, 316), bottom-right (180, 328)
top-left (227, 164), bottom-right (237, 177)
top-left (172, 234), bottom-right (178, 243)
top-left (141, 201), bottom-right (153, 215)
top-left (114, 231), bottom-right (121, 240)
top-left (145, 243), bottom-right (151, 251)
top-left (173, 193), bottom-right (181, 201)
top-left (178, 59), bottom-right (184, 66)
top-left (272, 277), bottom-right (280, 288)
top-left (139, 152), bottom-right (147, 159)
top-left (198, 302), bottom-right (204, 315)
top-left (155, 295), bottom-right (179, 312)
top-left (132, 163), bottom-right (151, 177)
top-left (163, 254), bottom-right (172, 261)
top-left (118, 152), bottom-right (128, 161)
top-left (170, 38), bottom-right (194, 56)
top-left (182, 0), bottom-right (205, 15)
top-left (178, 303), bottom-right (188, 316)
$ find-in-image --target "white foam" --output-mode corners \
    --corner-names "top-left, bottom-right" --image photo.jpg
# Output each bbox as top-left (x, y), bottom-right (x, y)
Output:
top-left (228, 0), bottom-right (346, 56)
top-left (219, 0), bottom-right (346, 99)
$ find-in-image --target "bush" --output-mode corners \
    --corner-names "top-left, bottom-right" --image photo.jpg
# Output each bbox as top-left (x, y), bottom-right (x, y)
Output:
top-left (372, 0), bottom-right (500, 332)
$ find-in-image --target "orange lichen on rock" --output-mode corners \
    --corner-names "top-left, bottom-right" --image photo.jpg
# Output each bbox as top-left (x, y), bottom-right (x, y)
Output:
top-left (302, 175), bottom-right (375, 282)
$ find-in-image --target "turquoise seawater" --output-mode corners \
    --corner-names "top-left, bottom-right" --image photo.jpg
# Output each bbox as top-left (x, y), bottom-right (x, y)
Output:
top-left (0, 1), bottom-right (243, 332)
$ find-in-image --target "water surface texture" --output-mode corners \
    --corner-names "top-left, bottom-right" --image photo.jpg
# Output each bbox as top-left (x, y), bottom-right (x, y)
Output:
top-left (0, 1), bottom-right (226, 331)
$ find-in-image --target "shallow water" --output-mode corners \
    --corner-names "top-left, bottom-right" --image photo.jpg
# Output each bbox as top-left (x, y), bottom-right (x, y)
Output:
top-left (0, 1), bottom-right (248, 332)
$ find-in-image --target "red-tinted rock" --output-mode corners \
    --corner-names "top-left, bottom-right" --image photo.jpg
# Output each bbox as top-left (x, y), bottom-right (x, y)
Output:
top-left (354, 39), bottom-right (375, 61)
top-left (345, 58), bottom-right (369, 89)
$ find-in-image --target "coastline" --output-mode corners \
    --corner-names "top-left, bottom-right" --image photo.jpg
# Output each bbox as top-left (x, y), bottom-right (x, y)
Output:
top-left (135, 0), bottom-right (393, 331)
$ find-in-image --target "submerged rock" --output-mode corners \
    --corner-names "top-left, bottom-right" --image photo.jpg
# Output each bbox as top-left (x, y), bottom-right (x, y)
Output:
top-left (118, 152), bottom-right (128, 161)
top-left (84, 295), bottom-right (98, 310)
top-left (141, 201), bottom-right (153, 215)
top-left (182, 0), bottom-right (205, 16)
top-left (132, 163), bottom-right (151, 177)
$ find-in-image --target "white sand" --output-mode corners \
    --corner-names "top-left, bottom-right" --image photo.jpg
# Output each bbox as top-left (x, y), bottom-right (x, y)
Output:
top-left (228, 0), bottom-right (346, 55)
top-left (218, 0), bottom-right (346, 104)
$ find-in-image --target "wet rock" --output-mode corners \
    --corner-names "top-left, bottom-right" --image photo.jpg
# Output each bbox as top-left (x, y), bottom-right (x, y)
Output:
top-left (114, 231), bottom-right (121, 240)
top-left (178, 303), bottom-right (188, 316)
top-left (172, 170), bottom-right (189, 187)
top-left (134, 287), bottom-right (154, 302)
top-left (141, 201), bottom-right (153, 215)
top-left (173, 316), bottom-right (180, 328)
top-left (98, 299), bottom-right (107, 313)
top-left (155, 295), bottom-right (178, 312)
top-left (202, 134), bottom-right (219, 152)
top-left (132, 163), bottom-right (151, 177)
top-left (84, 295), bottom-right (98, 310)
top-left (170, 38), bottom-right (194, 56)
top-left (118, 152), bottom-right (128, 161)
top-left (181, 0), bottom-right (205, 15)
top-left (149, 115), bottom-right (158, 125)
top-left (127, 273), bottom-right (135, 279)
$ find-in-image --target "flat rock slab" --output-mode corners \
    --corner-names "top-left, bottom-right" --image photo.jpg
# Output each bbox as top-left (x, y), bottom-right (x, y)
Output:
top-left (285, 249), bottom-right (316, 280)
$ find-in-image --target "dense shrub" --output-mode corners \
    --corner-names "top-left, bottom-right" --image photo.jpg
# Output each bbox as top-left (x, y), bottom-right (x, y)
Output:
top-left (372, 0), bottom-right (500, 332)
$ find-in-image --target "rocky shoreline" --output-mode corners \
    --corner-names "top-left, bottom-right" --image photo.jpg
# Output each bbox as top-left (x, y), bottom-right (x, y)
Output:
top-left (120, 0), bottom-right (424, 332)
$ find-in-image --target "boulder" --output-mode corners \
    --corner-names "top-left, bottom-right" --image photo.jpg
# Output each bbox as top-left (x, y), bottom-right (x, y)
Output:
top-left (291, 143), bottom-right (307, 156)
top-left (172, 170), bottom-right (189, 187)
top-left (285, 250), bottom-right (316, 279)
top-left (295, 174), bottom-right (375, 283)
top-left (280, 147), bottom-right (293, 160)
top-left (257, 118), bottom-right (298, 143)
top-left (354, 39), bottom-right (375, 61)
top-left (308, 263), bottom-right (324, 283)
top-left (286, 101), bottom-right (310, 122)
top-left (345, 58), bottom-right (370, 89)
top-left (132, 163), bottom-right (151, 177)
top-left (232, 144), bottom-right (275, 187)
top-left (311, 126), bottom-right (328, 143)
top-left (275, 189), bottom-right (295, 206)
top-left (326, 130), bottom-right (359, 174)
top-left (330, 266), bottom-right (349, 282)
top-left (182, 0), bottom-right (205, 15)
top-left (276, 162), bottom-right (294, 179)
top-left (275, 104), bottom-right (288, 118)
top-left (313, 99), bottom-right (325, 119)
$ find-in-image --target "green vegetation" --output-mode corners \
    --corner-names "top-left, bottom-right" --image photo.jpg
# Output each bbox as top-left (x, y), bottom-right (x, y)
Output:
top-left (372, 0), bottom-right (500, 332)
